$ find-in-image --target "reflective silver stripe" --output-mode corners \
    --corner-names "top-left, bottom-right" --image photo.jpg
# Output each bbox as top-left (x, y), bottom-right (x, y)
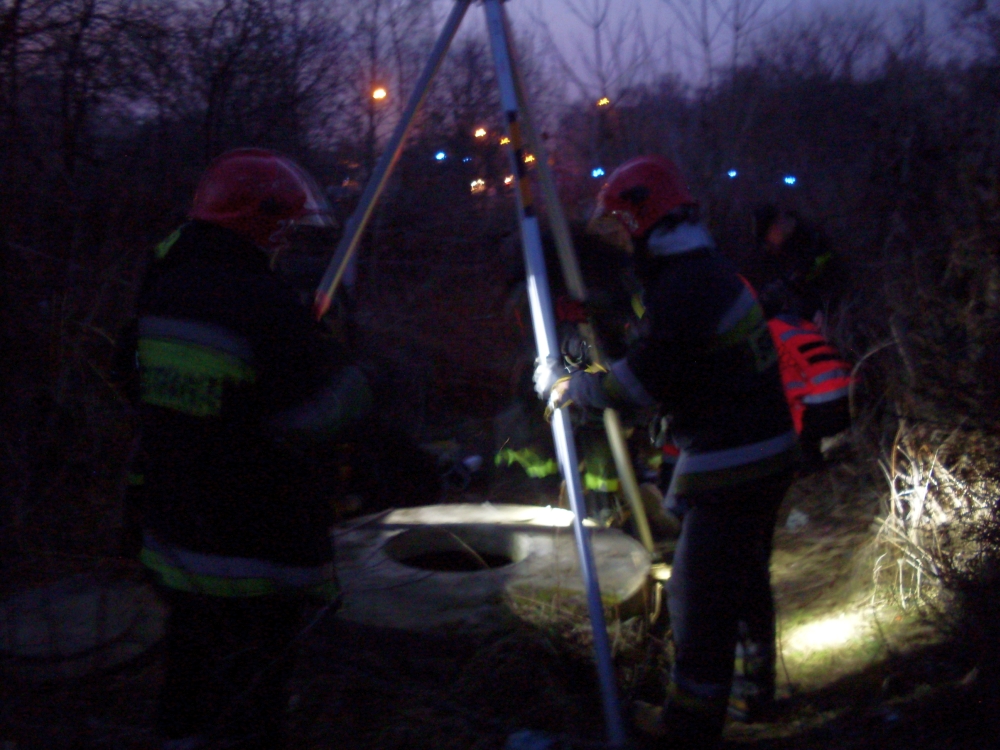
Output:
top-left (803, 387), bottom-right (849, 404)
top-left (139, 316), bottom-right (254, 362)
top-left (674, 431), bottom-right (797, 474)
top-left (779, 327), bottom-right (815, 341)
top-left (143, 532), bottom-right (332, 587)
top-left (811, 368), bottom-right (849, 385)
top-left (609, 359), bottom-right (656, 407)
top-left (715, 286), bottom-right (756, 335)
top-left (647, 223), bottom-right (716, 256)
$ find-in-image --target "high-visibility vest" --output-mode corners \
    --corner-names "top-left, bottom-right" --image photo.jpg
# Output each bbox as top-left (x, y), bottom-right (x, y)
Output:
top-left (767, 314), bottom-right (851, 433)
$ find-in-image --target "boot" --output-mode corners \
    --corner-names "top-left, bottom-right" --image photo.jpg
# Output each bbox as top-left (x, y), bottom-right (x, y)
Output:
top-left (728, 640), bottom-right (776, 723)
top-left (632, 693), bottom-right (726, 750)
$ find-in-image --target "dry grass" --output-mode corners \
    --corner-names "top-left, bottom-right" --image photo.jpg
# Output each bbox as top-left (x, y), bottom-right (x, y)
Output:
top-left (871, 423), bottom-right (1000, 612)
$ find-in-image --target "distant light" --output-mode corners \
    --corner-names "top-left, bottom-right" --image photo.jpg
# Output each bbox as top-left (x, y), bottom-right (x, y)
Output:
top-left (597, 97), bottom-right (610, 107)
top-left (504, 175), bottom-right (514, 185)
top-left (784, 175), bottom-right (797, 185)
top-left (524, 154), bottom-right (536, 164)
top-left (592, 167), bottom-right (605, 178)
top-left (474, 127), bottom-right (487, 138)
top-left (470, 178), bottom-right (486, 195)
top-left (462, 156), bottom-right (472, 163)
top-left (728, 169), bottom-right (738, 178)
top-left (435, 151), bottom-right (446, 161)
top-left (500, 136), bottom-right (510, 145)
top-left (372, 87), bottom-right (387, 100)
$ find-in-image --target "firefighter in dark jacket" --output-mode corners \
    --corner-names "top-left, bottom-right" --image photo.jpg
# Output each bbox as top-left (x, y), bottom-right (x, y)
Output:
top-left (549, 155), bottom-right (797, 748)
top-left (132, 148), bottom-right (372, 750)
top-left (745, 204), bottom-right (844, 323)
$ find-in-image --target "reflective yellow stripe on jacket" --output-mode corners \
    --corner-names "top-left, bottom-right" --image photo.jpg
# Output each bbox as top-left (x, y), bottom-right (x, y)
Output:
top-left (141, 534), bottom-right (338, 601)
top-left (138, 316), bottom-right (256, 417)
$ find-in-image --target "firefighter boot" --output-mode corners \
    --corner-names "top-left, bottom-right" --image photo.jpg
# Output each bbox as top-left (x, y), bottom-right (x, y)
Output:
top-left (632, 685), bottom-right (728, 750)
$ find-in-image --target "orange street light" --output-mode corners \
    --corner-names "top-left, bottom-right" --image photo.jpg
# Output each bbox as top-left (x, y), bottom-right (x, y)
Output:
top-left (474, 127), bottom-right (487, 138)
top-left (597, 96), bottom-right (610, 107)
top-left (500, 136), bottom-right (510, 145)
top-left (504, 175), bottom-right (514, 185)
top-left (524, 153), bottom-right (536, 164)
top-left (372, 87), bottom-right (387, 100)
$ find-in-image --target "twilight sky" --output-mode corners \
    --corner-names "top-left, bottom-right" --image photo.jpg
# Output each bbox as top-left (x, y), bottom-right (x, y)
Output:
top-left (442, 0), bottom-right (953, 91)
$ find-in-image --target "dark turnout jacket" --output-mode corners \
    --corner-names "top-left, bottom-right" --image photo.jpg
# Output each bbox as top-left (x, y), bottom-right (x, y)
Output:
top-left (133, 221), bottom-right (371, 598)
top-left (562, 223), bottom-right (796, 496)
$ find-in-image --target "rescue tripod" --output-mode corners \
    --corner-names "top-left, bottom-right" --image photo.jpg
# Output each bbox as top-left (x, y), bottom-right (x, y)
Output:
top-left (315, 2), bottom-right (655, 745)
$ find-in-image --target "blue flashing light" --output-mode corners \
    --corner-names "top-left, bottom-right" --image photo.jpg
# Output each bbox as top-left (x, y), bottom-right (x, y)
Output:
top-left (435, 151), bottom-right (447, 161)
top-left (727, 169), bottom-right (738, 178)
top-left (592, 167), bottom-right (605, 178)
top-left (462, 156), bottom-right (472, 163)
top-left (784, 175), bottom-right (797, 186)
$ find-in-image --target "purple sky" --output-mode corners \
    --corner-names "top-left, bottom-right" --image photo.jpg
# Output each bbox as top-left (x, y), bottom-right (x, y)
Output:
top-left (441, 0), bottom-right (952, 91)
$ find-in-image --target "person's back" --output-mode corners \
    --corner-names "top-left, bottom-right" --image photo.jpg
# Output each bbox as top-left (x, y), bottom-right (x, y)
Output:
top-left (548, 155), bottom-right (796, 749)
top-left (636, 243), bottom-right (794, 493)
top-left (132, 148), bottom-right (371, 750)
top-left (138, 220), bottom-right (366, 570)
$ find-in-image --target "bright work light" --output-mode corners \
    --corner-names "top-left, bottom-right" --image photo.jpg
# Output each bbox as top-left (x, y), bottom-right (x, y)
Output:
top-left (784, 175), bottom-right (797, 185)
top-left (435, 151), bottom-right (447, 161)
top-left (728, 170), bottom-right (738, 178)
top-left (592, 167), bottom-right (605, 178)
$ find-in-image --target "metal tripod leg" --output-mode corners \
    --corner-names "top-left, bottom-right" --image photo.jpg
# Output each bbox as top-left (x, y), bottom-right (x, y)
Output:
top-left (497, 8), bottom-right (654, 555)
top-left (314, 0), bottom-right (473, 320)
top-left (483, 1), bottom-right (626, 745)
top-left (313, 1), bottom-right (628, 744)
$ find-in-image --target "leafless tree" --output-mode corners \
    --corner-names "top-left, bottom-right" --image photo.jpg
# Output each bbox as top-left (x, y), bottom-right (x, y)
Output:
top-left (660, 0), bottom-right (781, 87)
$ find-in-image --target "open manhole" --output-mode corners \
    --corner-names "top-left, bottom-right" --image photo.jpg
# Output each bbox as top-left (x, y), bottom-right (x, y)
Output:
top-left (384, 526), bottom-right (528, 572)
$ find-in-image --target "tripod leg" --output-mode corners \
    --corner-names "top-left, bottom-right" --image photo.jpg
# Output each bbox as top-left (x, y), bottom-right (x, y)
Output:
top-left (498, 4), bottom-right (656, 555)
top-left (315, 0), bottom-right (473, 319)
top-left (483, 2), bottom-right (627, 746)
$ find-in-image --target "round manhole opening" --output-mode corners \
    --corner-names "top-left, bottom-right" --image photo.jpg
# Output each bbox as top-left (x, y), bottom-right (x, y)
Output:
top-left (385, 526), bottom-right (527, 572)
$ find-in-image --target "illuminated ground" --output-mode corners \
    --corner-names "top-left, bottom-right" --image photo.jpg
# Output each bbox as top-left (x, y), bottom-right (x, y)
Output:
top-left (0, 460), bottom-right (993, 749)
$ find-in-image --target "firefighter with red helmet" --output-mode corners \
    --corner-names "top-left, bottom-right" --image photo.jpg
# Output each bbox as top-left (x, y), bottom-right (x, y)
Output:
top-left (129, 148), bottom-right (371, 749)
top-left (548, 155), bottom-right (797, 748)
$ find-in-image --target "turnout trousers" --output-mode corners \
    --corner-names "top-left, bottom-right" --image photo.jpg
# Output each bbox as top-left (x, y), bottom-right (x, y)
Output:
top-left (661, 471), bottom-right (791, 748)
top-left (156, 587), bottom-right (307, 749)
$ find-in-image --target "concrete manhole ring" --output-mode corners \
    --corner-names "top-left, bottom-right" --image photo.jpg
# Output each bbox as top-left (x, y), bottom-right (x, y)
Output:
top-left (334, 503), bottom-right (652, 632)
top-left (0, 575), bottom-right (167, 682)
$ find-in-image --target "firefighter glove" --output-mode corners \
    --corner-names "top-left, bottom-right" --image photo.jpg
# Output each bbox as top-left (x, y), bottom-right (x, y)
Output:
top-left (533, 356), bottom-right (563, 398)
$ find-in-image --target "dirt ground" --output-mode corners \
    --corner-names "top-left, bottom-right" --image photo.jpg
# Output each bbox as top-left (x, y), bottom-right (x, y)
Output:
top-left (0, 459), bottom-right (995, 750)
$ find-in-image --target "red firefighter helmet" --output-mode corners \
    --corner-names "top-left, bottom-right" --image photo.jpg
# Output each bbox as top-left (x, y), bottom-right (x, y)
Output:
top-left (591, 155), bottom-right (696, 239)
top-left (190, 148), bottom-right (333, 251)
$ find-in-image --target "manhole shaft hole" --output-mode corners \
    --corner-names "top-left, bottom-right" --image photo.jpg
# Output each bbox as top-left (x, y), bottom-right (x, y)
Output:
top-left (384, 526), bottom-right (527, 573)
top-left (398, 550), bottom-right (513, 571)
